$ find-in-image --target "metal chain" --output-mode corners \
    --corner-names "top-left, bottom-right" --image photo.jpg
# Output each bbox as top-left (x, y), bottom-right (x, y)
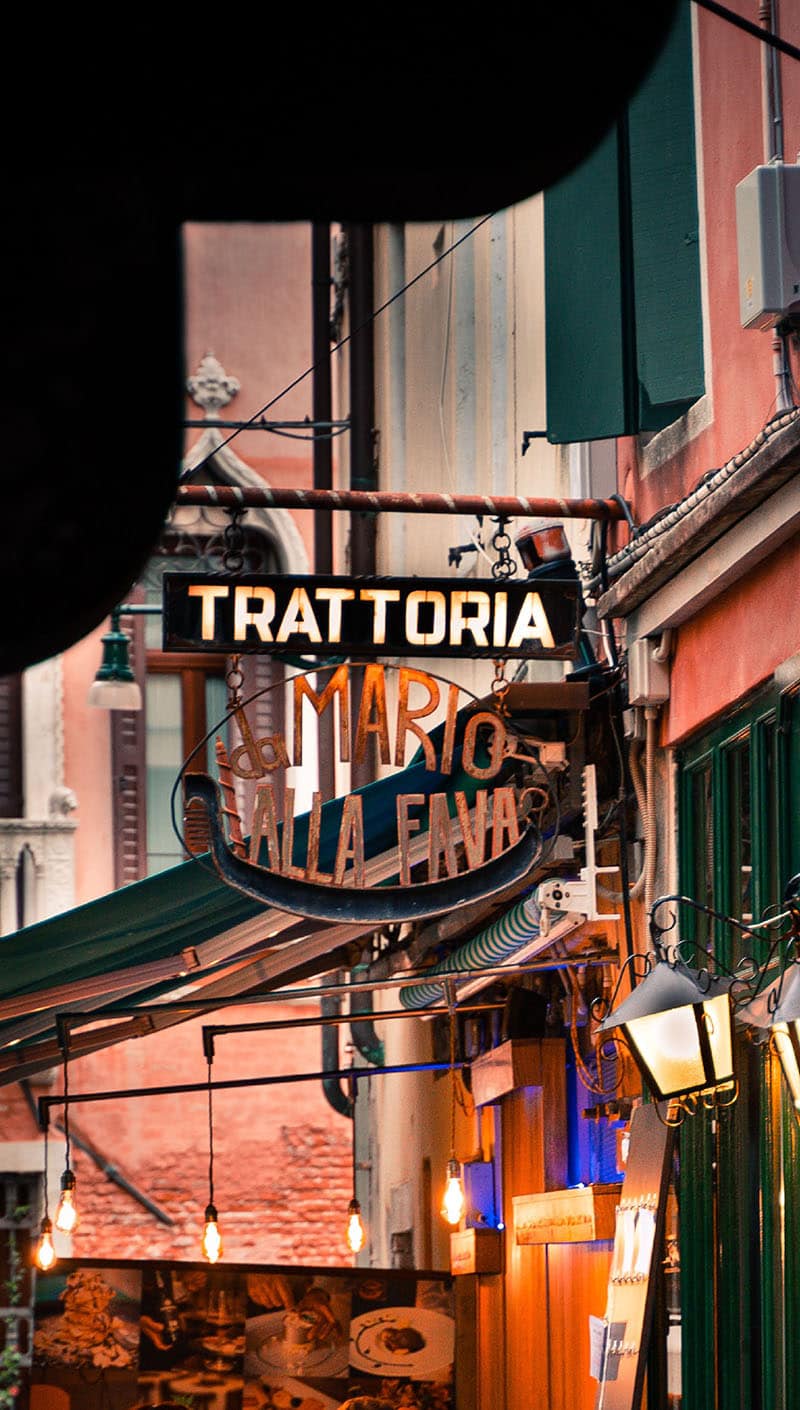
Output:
top-left (491, 658), bottom-right (510, 711)
top-left (226, 654), bottom-right (244, 710)
top-left (491, 516), bottom-right (517, 579)
top-left (222, 508), bottom-right (246, 575)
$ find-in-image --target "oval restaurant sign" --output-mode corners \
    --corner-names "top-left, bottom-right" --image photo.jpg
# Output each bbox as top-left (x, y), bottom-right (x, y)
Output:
top-left (166, 574), bottom-right (572, 923)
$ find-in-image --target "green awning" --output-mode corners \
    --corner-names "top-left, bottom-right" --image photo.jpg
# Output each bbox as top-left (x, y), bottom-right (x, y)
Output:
top-left (0, 709), bottom-right (497, 1081)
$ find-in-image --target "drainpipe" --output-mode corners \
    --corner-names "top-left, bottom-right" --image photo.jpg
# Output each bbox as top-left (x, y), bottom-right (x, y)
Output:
top-left (321, 972), bottom-right (353, 1118)
top-left (349, 964), bottom-right (385, 1066)
top-left (345, 223), bottom-right (377, 793)
top-left (759, 2), bottom-right (793, 409)
top-left (20, 1079), bottom-right (174, 1226)
top-left (312, 222), bottom-right (336, 803)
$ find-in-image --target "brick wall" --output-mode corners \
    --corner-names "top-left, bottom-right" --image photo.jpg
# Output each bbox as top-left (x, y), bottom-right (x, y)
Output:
top-left (2, 1001), bottom-right (358, 1268)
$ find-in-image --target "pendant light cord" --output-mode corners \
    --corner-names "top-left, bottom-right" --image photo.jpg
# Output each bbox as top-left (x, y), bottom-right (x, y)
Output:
top-left (447, 983), bottom-right (457, 1160)
top-left (43, 1120), bottom-right (49, 1220)
top-left (207, 1057), bottom-right (215, 1207)
top-left (350, 1067), bottom-right (358, 1198)
top-left (62, 1040), bottom-right (71, 1174)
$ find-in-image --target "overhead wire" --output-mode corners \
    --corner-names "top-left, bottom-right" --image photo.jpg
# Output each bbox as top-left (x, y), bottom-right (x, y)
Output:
top-left (692, 0), bottom-right (800, 63)
top-left (181, 211), bottom-right (497, 483)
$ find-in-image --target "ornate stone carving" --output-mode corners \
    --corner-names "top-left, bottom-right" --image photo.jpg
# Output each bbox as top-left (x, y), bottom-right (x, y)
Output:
top-left (49, 786), bottom-right (77, 817)
top-left (186, 352), bottom-right (241, 417)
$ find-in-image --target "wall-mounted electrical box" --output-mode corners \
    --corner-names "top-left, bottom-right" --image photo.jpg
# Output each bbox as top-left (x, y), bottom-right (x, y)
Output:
top-left (736, 161), bottom-right (800, 330)
top-left (627, 638), bottom-right (670, 707)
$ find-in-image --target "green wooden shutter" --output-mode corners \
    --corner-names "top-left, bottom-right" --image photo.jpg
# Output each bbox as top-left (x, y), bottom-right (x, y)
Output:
top-left (628, 0), bottom-right (704, 431)
top-left (544, 3), bottom-right (703, 442)
top-left (544, 124), bottom-right (635, 442)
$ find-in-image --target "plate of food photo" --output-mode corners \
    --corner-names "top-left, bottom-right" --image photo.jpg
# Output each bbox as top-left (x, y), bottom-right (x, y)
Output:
top-left (349, 1307), bottom-right (454, 1378)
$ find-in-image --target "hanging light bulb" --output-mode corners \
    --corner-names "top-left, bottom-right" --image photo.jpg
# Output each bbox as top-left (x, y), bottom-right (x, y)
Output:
top-left (36, 1115), bottom-right (57, 1271)
top-left (35, 1216), bottom-right (57, 1272)
top-left (345, 1065), bottom-right (366, 1255)
top-left (441, 986), bottom-right (466, 1227)
top-left (201, 1203), bottom-right (223, 1263)
top-left (200, 1056), bottom-right (223, 1263)
top-left (441, 1158), bottom-right (466, 1227)
top-left (346, 1197), bottom-right (366, 1254)
top-left (55, 1168), bottom-right (78, 1235)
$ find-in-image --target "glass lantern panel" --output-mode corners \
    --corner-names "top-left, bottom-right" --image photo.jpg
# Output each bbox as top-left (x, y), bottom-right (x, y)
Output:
top-left (773, 1022), bottom-right (800, 1112)
top-left (626, 1004), bottom-right (707, 1099)
top-left (701, 991), bottom-right (734, 1087)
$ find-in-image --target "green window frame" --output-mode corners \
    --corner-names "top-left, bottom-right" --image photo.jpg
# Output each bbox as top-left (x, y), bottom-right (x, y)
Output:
top-left (675, 682), bottom-right (800, 1410)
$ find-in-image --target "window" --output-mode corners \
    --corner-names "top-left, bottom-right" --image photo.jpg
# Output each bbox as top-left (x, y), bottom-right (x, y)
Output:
top-left (0, 676), bottom-right (22, 819)
top-left (544, 2), bottom-right (704, 443)
top-left (673, 683), bottom-right (800, 1410)
top-left (0, 1174), bottom-right (39, 1386)
top-left (111, 513), bottom-right (283, 884)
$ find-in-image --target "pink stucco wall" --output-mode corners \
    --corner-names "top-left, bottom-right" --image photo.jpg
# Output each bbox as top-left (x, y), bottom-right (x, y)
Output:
top-left (613, 4), bottom-right (800, 745)
top-left (616, 2), bottom-right (800, 541)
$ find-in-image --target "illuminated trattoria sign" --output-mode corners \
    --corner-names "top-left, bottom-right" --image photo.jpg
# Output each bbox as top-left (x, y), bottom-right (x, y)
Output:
top-left (162, 572), bottom-right (581, 660)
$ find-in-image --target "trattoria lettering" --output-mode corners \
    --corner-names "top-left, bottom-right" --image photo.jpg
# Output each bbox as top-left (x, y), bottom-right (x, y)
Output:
top-left (163, 572), bottom-right (580, 660)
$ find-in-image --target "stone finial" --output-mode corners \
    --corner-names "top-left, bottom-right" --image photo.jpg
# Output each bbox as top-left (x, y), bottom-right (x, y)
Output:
top-left (49, 786), bottom-right (78, 817)
top-left (187, 352), bottom-right (241, 417)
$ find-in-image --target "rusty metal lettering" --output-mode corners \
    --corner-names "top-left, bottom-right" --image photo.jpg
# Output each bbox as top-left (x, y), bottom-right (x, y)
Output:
top-left (462, 711), bottom-right (508, 780)
top-left (183, 772), bottom-right (542, 923)
top-left (333, 794), bottom-right (366, 887)
top-left (306, 791), bottom-right (333, 884)
top-left (395, 668), bottom-right (440, 770)
top-left (427, 792), bottom-right (459, 879)
top-left (230, 707), bottom-right (290, 780)
top-left (455, 790), bottom-right (488, 869)
top-left (354, 663), bottom-right (391, 767)
top-left (397, 793), bottom-right (426, 886)
top-left (249, 783), bottom-right (281, 868)
top-left (440, 683), bottom-right (460, 776)
top-left (280, 789), bottom-right (306, 880)
top-left (293, 664), bottom-right (351, 766)
top-left (491, 786), bottom-right (521, 857)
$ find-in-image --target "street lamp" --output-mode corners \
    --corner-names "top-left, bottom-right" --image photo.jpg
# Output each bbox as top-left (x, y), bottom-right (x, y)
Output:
top-left (598, 958), bottom-right (734, 1105)
top-left (595, 889), bottom-right (800, 1120)
top-left (87, 608), bottom-right (142, 710)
